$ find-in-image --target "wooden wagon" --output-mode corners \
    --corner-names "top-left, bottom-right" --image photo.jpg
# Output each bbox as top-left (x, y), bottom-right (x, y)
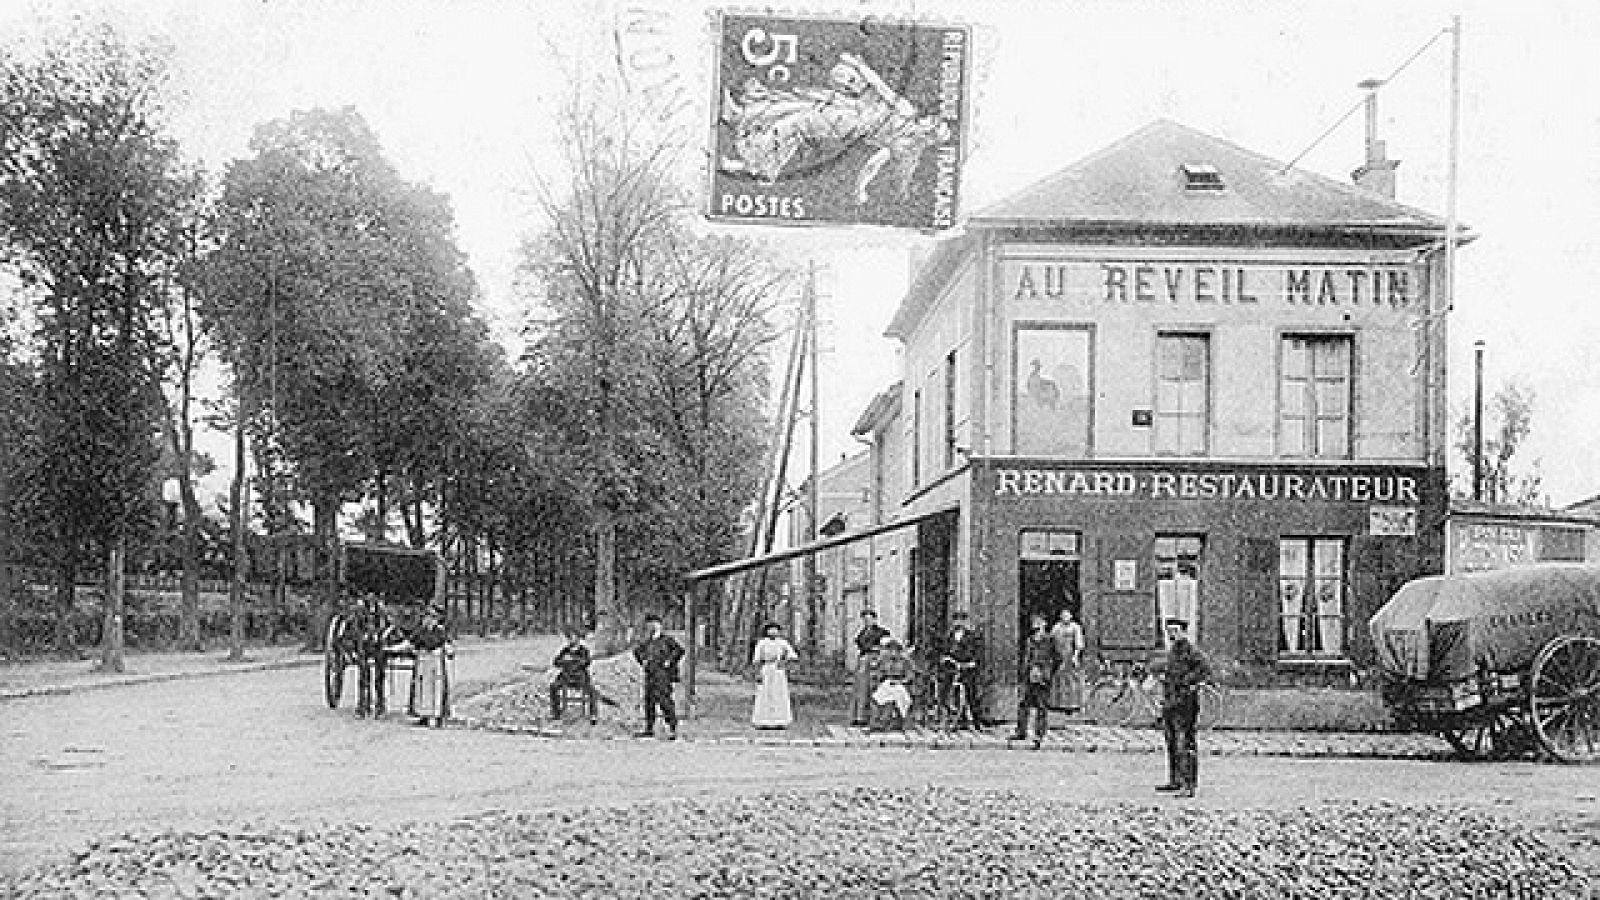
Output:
top-left (322, 542), bottom-right (449, 715)
top-left (1370, 563), bottom-right (1600, 762)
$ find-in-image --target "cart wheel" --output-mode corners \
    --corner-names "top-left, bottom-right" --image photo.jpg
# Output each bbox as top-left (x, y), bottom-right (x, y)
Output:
top-left (324, 615), bottom-right (346, 709)
top-left (1528, 635), bottom-right (1600, 764)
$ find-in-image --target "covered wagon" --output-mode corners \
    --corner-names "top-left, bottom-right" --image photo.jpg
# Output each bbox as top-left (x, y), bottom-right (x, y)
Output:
top-left (1369, 563), bottom-right (1600, 762)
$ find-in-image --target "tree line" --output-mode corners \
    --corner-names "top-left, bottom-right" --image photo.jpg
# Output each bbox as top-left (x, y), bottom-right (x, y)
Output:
top-left (0, 25), bottom-right (789, 661)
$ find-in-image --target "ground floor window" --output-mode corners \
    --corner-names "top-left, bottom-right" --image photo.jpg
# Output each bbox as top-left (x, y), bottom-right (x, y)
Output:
top-left (1155, 535), bottom-right (1203, 647)
top-left (1278, 537), bottom-right (1346, 657)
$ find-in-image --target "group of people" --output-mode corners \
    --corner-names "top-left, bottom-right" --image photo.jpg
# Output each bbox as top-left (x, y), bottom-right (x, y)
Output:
top-left (540, 613), bottom-right (686, 738)
top-left (540, 605), bottom-right (1214, 798)
top-left (348, 592), bottom-right (451, 728)
top-left (847, 605), bottom-right (1212, 797)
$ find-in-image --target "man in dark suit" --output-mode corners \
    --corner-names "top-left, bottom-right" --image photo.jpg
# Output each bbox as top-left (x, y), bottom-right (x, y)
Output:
top-left (850, 609), bottom-right (890, 726)
top-left (940, 610), bottom-right (982, 728)
top-left (1156, 617), bottom-right (1212, 798)
top-left (632, 613), bottom-right (684, 739)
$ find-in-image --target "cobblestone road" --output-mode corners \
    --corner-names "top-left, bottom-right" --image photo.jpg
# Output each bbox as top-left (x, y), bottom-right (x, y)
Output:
top-left (3, 637), bottom-right (1596, 884)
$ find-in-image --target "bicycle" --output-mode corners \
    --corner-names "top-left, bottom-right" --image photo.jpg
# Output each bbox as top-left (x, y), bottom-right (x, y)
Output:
top-left (928, 656), bottom-right (978, 732)
top-left (1087, 660), bottom-right (1162, 728)
top-left (1087, 660), bottom-right (1230, 730)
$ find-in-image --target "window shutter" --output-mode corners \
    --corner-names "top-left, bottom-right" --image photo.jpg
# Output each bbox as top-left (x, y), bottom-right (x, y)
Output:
top-left (1237, 537), bottom-right (1279, 664)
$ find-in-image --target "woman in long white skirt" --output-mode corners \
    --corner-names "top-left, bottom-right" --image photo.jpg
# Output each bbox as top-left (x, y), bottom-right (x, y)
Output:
top-left (751, 622), bottom-right (798, 729)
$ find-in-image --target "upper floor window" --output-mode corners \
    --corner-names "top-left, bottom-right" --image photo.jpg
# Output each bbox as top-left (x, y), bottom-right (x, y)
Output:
top-left (1280, 335), bottom-right (1351, 458)
top-left (1014, 325), bottom-right (1091, 458)
top-left (1155, 333), bottom-right (1209, 456)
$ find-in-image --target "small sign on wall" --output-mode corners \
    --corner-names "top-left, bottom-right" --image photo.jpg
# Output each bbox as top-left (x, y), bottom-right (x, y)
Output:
top-left (1369, 506), bottom-right (1418, 536)
top-left (1113, 559), bottom-right (1138, 591)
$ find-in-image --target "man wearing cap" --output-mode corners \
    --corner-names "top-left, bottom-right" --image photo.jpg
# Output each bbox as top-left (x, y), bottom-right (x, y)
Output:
top-left (408, 605), bottom-right (451, 728)
top-left (850, 609), bottom-right (890, 726)
top-left (548, 628), bottom-right (598, 725)
top-left (940, 610), bottom-right (982, 728)
top-left (632, 613), bottom-right (684, 739)
top-left (1156, 617), bottom-right (1211, 798)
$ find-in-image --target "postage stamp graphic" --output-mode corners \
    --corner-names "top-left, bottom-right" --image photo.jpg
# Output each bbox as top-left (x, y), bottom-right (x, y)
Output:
top-left (708, 12), bottom-right (969, 232)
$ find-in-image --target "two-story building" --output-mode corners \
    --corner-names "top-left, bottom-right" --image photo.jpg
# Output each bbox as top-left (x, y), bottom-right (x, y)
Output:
top-left (852, 120), bottom-right (1464, 714)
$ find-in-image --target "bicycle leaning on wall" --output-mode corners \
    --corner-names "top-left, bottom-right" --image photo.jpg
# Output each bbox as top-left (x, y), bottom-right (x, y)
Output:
top-left (1085, 658), bottom-right (1229, 730)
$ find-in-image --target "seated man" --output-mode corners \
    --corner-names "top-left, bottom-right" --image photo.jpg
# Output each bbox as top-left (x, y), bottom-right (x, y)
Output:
top-left (548, 629), bottom-right (598, 724)
top-left (868, 638), bottom-right (914, 732)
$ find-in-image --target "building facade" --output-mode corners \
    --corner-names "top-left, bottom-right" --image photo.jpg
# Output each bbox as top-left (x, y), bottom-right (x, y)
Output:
top-left (1446, 499), bottom-right (1599, 574)
top-left (780, 451), bottom-right (875, 665)
top-left (853, 120), bottom-right (1462, 713)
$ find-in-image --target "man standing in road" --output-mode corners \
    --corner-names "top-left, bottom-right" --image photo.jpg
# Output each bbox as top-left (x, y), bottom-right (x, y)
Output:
top-left (1156, 617), bottom-right (1211, 798)
top-left (632, 613), bottom-right (684, 739)
top-left (1010, 612), bottom-right (1059, 748)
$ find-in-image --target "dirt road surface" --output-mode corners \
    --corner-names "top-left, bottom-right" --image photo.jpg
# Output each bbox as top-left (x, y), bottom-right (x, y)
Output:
top-left (3, 636), bottom-right (1597, 880)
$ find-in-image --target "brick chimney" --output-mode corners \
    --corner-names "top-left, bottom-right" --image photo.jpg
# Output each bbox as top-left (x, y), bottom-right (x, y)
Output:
top-left (1351, 78), bottom-right (1400, 198)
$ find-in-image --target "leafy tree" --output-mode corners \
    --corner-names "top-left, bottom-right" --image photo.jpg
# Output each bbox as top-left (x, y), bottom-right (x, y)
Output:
top-left (518, 89), bottom-right (683, 652)
top-left (1453, 379), bottom-right (1544, 506)
top-left (205, 106), bottom-right (496, 642)
top-left (0, 26), bottom-right (188, 661)
top-left (154, 169), bottom-right (211, 650)
top-left (518, 85), bottom-right (790, 654)
top-left (0, 309), bottom-right (31, 652)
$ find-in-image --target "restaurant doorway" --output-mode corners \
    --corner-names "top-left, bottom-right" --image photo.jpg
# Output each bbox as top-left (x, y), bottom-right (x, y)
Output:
top-left (1018, 530), bottom-right (1081, 669)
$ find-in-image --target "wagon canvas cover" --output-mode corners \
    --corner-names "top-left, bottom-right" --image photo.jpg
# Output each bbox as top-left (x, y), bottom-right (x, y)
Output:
top-left (1369, 564), bottom-right (1600, 683)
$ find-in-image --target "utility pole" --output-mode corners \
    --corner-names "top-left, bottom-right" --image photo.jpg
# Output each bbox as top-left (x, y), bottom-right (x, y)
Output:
top-left (1473, 339), bottom-right (1485, 502)
top-left (803, 262), bottom-right (820, 657)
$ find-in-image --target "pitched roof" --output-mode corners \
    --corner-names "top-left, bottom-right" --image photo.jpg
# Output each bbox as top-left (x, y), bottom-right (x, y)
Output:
top-left (850, 382), bottom-right (902, 437)
top-left (970, 119), bottom-right (1454, 238)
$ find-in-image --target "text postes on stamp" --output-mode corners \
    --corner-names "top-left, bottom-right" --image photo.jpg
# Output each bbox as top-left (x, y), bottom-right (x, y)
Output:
top-left (708, 12), bottom-right (969, 232)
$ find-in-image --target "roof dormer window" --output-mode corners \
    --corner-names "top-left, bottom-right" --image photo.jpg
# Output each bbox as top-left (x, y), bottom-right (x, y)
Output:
top-left (1181, 163), bottom-right (1225, 192)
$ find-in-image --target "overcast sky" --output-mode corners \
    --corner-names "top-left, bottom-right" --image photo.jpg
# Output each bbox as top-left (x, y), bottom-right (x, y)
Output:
top-left (5, 0), bottom-right (1598, 508)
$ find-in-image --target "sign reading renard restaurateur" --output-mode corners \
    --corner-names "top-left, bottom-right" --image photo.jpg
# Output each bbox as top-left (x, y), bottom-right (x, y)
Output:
top-left (708, 13), bottom-right (969, 231)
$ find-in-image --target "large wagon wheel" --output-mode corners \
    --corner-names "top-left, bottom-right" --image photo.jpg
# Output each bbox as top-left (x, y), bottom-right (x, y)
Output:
top-left (1528, 635), bottom-right (1600, 763)
top-left (324, 615), bottom-right (347, 709)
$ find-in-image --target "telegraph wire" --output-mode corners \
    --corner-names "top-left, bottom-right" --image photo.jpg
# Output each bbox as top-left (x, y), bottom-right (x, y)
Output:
top-left (1281, 25), bottom-right (1451, 173)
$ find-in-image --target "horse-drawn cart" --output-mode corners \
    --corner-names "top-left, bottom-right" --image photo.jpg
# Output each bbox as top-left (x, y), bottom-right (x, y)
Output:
top-left (322, 542), bottom-right (448, 715)
top-left (1370, 563), bottom-right (1600, 762)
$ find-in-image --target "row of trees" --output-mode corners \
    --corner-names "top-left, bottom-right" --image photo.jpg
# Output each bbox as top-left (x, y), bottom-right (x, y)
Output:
top-left (1, 25), bottom-right (792, 660)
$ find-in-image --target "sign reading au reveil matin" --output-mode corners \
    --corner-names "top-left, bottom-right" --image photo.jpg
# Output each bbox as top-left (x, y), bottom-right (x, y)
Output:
top-left (708, 13), bottom-right (969, 231)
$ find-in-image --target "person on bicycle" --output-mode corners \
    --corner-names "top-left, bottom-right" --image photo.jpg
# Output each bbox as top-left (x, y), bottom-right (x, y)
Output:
top-left (940, 610), bottom-right (982, 727)
top-left (1011, 612), bottom-right (1060, 748)
top-left (1155, 617), bottom-right (1212, 798)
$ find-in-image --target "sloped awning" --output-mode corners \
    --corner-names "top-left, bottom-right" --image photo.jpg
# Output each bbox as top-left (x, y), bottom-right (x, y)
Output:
top-left (684, 507), bottom-right (957, 583)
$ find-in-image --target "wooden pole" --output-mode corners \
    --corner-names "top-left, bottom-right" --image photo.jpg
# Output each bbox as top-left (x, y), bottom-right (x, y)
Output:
top-left (684, 583), bottom-right (696, 716)
top-left (229, 386), bottom-right (249, 662)
top-left (804, 261), bottom-right (820, 655)
top-left (99, 537), bottom-right (125, 673)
